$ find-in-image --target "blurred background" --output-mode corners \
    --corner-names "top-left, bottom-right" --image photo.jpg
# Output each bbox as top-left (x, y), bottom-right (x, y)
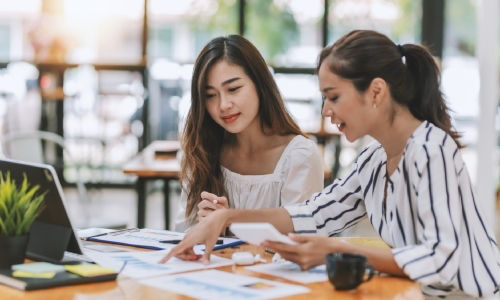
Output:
top-left (0, 0), bottom-right (497, 235)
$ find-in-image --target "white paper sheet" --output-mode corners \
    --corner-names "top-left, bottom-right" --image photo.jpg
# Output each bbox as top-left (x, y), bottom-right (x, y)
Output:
top-left (86, 249), bottom-right (233, 279)
top-left (246, 263), bottom-right (328, 283)
top-left (140, 269), bottom-right (310, 299)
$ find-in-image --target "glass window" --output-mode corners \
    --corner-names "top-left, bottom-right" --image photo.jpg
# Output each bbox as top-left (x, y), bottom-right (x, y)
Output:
top-left (441, 0), bottom-right (478, 120)
top-left (148, 0), bottom-right (238, 63)
top-left (0, 24), bottom-right (10, 60)
top-left (441, 0), bottom-right (479, 146)
top-left (0, 1), bottom-right (42, 61)
top-left (245, 0), bottom-right (324, 67)
top-left (0, 0), bottom-right (144, 63)
top-left (328, 0), bottom-right (421, 44)
top-left (274, 73), bottom-right (322, 131)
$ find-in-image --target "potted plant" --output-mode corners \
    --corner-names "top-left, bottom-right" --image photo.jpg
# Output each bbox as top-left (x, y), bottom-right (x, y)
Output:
top-left (0, 172), bottom-right (46, 268)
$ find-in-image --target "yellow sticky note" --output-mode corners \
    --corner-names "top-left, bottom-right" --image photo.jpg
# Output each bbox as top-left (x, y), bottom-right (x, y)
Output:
top-left (65, 264), bottom-right (116, 277)
top-left (12, 270), bottom-right (56, 279)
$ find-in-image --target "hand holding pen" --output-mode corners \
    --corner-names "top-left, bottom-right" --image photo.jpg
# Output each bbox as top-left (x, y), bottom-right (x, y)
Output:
top-left (197, 191), bottom-right (230, 236)
top-left (197, 191), bottom-right (229, 219)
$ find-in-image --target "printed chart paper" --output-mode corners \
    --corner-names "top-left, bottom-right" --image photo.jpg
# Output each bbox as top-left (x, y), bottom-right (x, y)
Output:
top-left (85, 229), bottom-right (185, 249)
top-left (86, 249), bottom-right (233, 279)
top-left (246, 263), bottom-right (328, 283)
top-left (83, 228), bottom-right (240, 251)
top-left (140, 269), bottom-right (310, 299)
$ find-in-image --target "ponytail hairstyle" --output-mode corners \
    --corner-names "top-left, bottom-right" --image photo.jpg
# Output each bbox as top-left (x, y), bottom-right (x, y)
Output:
top-left (317, 30), bottom-right (462, 148)
top-left (182, 35), bottom-right (304, 221)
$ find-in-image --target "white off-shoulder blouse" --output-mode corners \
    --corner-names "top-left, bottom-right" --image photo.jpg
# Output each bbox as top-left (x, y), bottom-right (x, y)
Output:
top-left (174, 135), bottom-right (324, 232)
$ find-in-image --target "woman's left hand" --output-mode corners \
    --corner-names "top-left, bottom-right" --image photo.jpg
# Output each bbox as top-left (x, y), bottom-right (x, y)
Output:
top-left (197, 191), bottom-right (229, 221)
top-left (262, 233), bottom-right (341, 270)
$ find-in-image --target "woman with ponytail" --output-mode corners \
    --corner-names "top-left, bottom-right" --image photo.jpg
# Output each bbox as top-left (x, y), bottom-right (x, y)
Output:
top-left (162, 30), bottom-right (500, 299)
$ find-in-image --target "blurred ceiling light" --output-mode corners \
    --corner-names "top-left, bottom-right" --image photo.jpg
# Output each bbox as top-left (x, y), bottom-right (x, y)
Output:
top-left (332, 0), bottom-right (400, 22)
top-left (149, 0), bottom-right (218, 18)
top-left (274, 0), bottom-right (323, 24)
top-left (0, 0), bottom-right (41, 16)
top-left (65, 0), bottom-right (143, 19)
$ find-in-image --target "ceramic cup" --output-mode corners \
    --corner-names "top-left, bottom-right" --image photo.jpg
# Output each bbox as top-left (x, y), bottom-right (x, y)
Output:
top-left (325, 252), bottom-right (375, 291)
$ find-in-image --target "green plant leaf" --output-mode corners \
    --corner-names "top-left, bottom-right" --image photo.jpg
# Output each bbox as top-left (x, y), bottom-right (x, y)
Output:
top-left (0, 171), bottom-right (47, 236)
top-left (0, 217), bottom-right (7, 235)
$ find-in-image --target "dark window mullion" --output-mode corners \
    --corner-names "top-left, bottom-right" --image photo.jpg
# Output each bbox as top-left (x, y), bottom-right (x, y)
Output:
top-left (422, 0), bottom-right (445, 59)
top-left (239, 0), bottom-right (245, 35)
top-left (322, 0), bottom-right (329, 47)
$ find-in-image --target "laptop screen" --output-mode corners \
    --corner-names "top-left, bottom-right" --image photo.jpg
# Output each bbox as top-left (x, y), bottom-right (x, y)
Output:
top-left (0, 159), bottom-right (84, 262)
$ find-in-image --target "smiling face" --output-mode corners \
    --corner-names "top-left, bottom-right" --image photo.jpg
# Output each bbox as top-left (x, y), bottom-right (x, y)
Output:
top-left (204, 60), bottom-right (260, 134)
top-left (318, 61), bottom-right (376, 142)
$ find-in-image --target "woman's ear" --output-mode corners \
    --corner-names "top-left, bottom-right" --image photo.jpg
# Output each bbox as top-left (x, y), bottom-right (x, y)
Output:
top-left (368, 77), bottom-right (388, 108)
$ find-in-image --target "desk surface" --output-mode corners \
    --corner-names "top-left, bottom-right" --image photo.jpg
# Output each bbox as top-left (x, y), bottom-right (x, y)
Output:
top-left (123, 140), bottom-right (181, 178)
top-left (0, 238), bottom-right (423, 300)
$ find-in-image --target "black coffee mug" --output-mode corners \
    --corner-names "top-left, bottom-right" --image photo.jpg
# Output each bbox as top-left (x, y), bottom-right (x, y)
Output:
top-left (325, 253), bottom-right (375, 291)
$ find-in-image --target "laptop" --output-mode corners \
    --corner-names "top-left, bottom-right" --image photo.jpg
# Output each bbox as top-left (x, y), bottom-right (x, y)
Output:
top-left (0, 158), bottom-right (92, 264)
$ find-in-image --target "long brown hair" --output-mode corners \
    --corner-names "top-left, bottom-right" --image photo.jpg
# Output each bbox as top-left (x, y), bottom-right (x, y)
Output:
top-left (182, 35), bottom-right (303, 220)
top-left (318, 30), bottom-right (462, 148)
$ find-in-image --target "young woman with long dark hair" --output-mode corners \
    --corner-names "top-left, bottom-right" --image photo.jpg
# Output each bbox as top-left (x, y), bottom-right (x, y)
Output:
top-left (174, 35), bottom-right (324, 232)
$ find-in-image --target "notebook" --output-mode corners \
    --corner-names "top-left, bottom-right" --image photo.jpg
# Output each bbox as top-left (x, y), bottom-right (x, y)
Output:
top-left (0, 268), bottom-right (117, 291)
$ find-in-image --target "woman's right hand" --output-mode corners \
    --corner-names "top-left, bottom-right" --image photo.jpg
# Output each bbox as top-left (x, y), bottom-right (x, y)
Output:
top-left (159, 208), bottom-right (230, 264)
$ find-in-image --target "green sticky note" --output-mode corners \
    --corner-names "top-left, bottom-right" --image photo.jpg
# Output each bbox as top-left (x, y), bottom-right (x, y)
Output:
top-left (12, 262), bottom-right (65, 274)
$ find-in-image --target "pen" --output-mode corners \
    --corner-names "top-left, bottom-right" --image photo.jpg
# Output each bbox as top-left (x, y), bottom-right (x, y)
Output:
top-left (211, 240), bottom-right (245, 251)
top-left (159, 239), bottom-right (224, 244)
top-left (84, 228), bottom-right (139, 240)
top-left (84, 232), bottom-right (108, 240)
top-left (159, 239), bottom-right (182, 244)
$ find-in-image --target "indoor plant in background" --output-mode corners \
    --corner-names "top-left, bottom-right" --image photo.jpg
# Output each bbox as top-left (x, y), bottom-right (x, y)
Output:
top-left (0, 172), bottom-right (46, 268)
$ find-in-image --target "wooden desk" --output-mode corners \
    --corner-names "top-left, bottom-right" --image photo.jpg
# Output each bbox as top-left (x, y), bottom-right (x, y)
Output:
top-left (0, 238), bottom-right (424, 299)
top-left (123, 140), bottom-right (181, 229)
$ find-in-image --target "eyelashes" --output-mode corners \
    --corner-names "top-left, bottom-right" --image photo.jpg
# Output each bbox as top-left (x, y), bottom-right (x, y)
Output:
top-left (205, 86), bottom-right (242, 98)
top-left (322, 95), bottom-right (339, 104)
top-left (228, 86), bottom-right (242, 92)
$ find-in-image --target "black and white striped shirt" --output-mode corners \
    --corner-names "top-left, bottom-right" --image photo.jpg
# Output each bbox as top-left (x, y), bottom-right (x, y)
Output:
top-left (285, 121), bottom-right (500, 298)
